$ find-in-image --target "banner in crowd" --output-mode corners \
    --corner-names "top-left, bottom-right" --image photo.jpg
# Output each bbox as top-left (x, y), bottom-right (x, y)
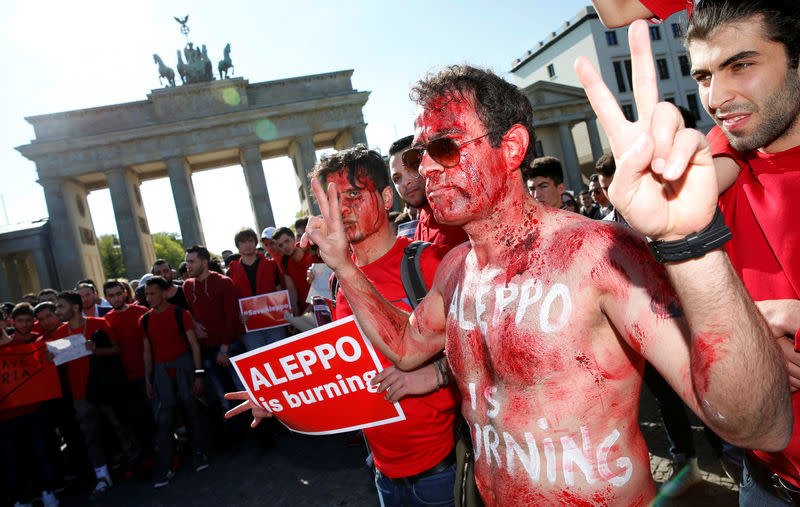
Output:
top-left (239, 290), bottom-right (292, 332)
top-left (231, 316), bottom-right (405, 435)
top-left (0, 341), bottom-right (62, 410)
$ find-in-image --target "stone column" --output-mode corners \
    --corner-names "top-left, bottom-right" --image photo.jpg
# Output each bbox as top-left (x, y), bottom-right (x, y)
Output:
top-left (166, 157), bottom-right (205, 248)
top-left (5, 255), bottom-right (22, 299)
top-left (350, 125), bottom-right (368, 147)
top-left (585, 116), bottom-right (605, 162)
top-left (106, 168), bottom-right (157, 279)
top-left (333, 130), bottom-right (353, 150)
top-left (32, 248), bottom-right (54, 290)
top-left (39, 178), bottom-right (100, 289)
top-left (0, 258), bottom-right (11, 301)
top-left (289, 136), bottom-right (319, 216)
top-left (239, 144), bottom-right (276, 230)
top-left (558, 122), bottom-right (584, 191)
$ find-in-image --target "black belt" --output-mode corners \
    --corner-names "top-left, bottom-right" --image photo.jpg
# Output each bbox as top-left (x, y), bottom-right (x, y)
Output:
top-left (746, 455), bottom-right (800, 505)
top-left (380, 450), bottom-right (456, 486)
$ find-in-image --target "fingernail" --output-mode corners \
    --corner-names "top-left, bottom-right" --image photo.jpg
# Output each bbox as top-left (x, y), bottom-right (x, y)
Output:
top-left (652, 158), bottom-right (666, 173)
top-left (665, 164), bottom-right (681, 179)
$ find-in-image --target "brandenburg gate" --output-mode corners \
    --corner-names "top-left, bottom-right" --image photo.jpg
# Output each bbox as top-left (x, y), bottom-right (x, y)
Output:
top-left (16, 71), bottom-right (370, 288)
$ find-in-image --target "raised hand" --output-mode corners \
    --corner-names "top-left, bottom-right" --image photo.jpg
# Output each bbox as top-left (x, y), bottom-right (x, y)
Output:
top-left (224, 390), bottom-right (273, 428)
top-left (575, 20), bottom-right (717, 241)
top-left (302, 179), bottom-right (352, 271)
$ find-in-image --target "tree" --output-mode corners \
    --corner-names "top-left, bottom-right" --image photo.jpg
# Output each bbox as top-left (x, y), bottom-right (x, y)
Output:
top-left (152, 232), bottom-right (186, 271)
top-left (98, 234), bottom-right (125, 279)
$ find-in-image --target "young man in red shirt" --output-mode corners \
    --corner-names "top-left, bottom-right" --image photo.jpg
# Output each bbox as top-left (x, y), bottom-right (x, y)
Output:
top-left (103, 279), bottom-right (155, 466)
top-left (183, 245), bottom-right (240, 420)
top-left (52, 291), bottom-right (138, 500)
top-left (273, 227), bottom-right (314, 313)
top-left (33, 302), bottom-right (61, 341)
top-left (0, 306), bottom-right (59, 507)
top-left (227, 227), bottom-right (288, 351)
top-left (313, 146), bottom-right (460, 505)
top-left (140, 276), bottom-right (207, 488)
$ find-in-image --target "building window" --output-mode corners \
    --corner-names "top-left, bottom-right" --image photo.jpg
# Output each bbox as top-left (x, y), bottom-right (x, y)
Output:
top-left (649, 26), bottom-right (661, 41)
top-left (671, 23), bottom-right (682, 38)
top-left (613, 61), bottom-right (627, 92)
top-left (547, 64), bottom-right (556, 78)
top-left (606, 31), bottom-right (618, 46)
top-left (679, 55), bottom-right (691, 76)
top-left (624, 59), bottom-right (633, 90)
top-left (621, 104), bottom-right (636, 122)
top-left (687, 93), bottom-right (701, 120)
top-left (656, 58), bottom-right (670, 80)
top-left (665, 96), bottom-right (675, 104)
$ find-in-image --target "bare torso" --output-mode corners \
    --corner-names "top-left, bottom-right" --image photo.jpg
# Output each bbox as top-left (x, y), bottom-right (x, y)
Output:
top-left (441, 211), bottom-right (659, 506)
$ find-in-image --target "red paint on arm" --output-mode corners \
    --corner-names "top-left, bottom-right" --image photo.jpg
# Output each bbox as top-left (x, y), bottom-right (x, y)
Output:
top-left (690, 331), bottom-right (728, 399)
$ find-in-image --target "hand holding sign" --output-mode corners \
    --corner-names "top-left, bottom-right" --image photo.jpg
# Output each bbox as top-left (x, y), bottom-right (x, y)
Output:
top-left (228, 316), bottom-right (404, 435)
top-left (574, 20), bottom-right (717, 241)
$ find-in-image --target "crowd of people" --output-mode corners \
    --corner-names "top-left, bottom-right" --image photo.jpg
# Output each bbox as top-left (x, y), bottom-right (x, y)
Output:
top-left (2, 0), bottom-right (799, 506)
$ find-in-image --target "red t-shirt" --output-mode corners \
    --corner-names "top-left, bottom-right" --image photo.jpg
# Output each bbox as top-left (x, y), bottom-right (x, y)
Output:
top-left (710, 126), bottom-right (800, 486)
top-left (334, 237), bottom-right (460, 478)
top-left (52, 318), bottom-right (115, 401)
top-left (640, 0), bottom-right (696, 22)
top-left (105, 305), bottom-right (148, 380)
top-left (183, 272), bottom-right (239, 347)
top-left (284, 248), bottom-right (315, 306)
top-left (139, 305), bottom-right (194, 364)
top-left (0, 336), bottom-right (44, 420)
top-left (415, 204), bottom-right (469, 252)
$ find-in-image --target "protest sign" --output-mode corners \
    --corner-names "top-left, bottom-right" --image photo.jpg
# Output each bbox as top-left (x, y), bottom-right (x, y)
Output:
top-left (239, 290), bottom-right (291, 332)
top-left (0, 341), bottom-right (62, 409)
top-left (231, 316), bottom-right (405, 435)
top-left (46, 334), bottom-right (92, 366)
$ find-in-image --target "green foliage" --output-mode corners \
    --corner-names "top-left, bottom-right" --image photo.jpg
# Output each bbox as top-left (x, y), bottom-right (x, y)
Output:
top-left (152, 232), bottom-right (186, 272)
top-left (98, 234), bottom-right (125, 279)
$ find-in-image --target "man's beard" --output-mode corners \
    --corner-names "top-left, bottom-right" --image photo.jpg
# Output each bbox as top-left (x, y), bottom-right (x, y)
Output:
top-left (721, 67), bottom-right (800, 152)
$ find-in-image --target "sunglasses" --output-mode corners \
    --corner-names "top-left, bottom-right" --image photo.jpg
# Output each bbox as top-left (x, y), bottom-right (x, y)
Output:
top-left (401, 133), bottom-right (492, 172)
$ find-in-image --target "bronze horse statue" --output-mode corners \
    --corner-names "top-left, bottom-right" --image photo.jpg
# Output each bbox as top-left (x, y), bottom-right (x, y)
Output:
top-left (153, 54), bottom-right (176, 87)
top-left (218, 43), bottom-right (233, 79)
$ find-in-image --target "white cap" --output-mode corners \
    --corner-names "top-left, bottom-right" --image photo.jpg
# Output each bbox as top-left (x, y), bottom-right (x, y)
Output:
top-left (261, 226), bottom-right (277, 239)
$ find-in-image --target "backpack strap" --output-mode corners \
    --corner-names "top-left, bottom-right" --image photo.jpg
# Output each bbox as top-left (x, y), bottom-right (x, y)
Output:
top-left (141, 312), bottom-right (151, 340)
top-left (174, 306), bottom-right (187, 341)
top-left (400, 241), bottom-right (432, 309)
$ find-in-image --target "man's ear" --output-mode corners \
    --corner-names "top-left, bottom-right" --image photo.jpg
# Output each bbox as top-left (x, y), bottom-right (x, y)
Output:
top-left (501, 124), bottom-right (530, 174)
top-left (381, 186), bottom-right (394, 211)
top-left (557, 183), bottom-right (566, 195)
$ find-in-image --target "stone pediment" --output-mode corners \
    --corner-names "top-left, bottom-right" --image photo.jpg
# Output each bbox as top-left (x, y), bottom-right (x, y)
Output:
top-left (521, 81), bottom-right (588, 108)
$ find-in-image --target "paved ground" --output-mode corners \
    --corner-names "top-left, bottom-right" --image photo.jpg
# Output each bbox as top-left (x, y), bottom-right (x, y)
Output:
top-left (52, 387), bottom-right (739, 506)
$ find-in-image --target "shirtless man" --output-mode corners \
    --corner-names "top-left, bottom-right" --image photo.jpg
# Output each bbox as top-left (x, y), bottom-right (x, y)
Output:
top-left (299, 60), bottom-right (791, 505)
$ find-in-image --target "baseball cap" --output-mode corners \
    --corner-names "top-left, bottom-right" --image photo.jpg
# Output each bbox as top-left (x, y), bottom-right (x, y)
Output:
top-left (261, 226), bottom-right (277, 239)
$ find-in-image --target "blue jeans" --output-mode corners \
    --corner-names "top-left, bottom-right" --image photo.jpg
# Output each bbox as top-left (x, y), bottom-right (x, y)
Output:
top-left (242, 326), bottom-right (288, 351)
top-left (739, 454), bottom-right (794, 506)
top-left (201, 345), bottom-right (236, 414)
top-left (375, 463), bottom-right (455, 507)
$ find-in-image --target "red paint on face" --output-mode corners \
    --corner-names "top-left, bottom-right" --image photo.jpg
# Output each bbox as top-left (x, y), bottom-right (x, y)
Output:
top-left (325, 170), bottom-right (386, 244)
top-left (413, 95), bottom-right (506, 226)
top-left (691, 332), bottom-right (727, 398)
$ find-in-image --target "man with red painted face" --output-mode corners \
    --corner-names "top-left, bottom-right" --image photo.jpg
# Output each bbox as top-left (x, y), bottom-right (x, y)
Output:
top-left (312, 146), bottom-right (460, 507)
top-left (299, 61), bottom-right (791, 505)
top-left (227, 146), bottom-right (461, 507)
top-left (389, 135), bottom-right (469, 249)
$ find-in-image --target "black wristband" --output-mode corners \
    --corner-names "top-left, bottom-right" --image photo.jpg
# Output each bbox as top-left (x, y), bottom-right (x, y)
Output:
top-left (194, 369), bottom-right (205, 378)
top-left (647, 207), bottom-right (732, 264)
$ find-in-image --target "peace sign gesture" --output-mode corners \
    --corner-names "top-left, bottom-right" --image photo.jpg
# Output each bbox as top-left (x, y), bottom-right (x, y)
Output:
top-left (301, 179), bottom-right (352, 271)
top-left (575, 20), bottom-right (717, 241)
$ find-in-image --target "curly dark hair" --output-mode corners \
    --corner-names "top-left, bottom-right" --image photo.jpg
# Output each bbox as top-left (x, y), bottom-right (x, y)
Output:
top-left (409, 65), bottom-right (536, 168)
top-left (687, 0), bottom-right (800, 68)
top-left (310, 144), bottom-right (391, 193)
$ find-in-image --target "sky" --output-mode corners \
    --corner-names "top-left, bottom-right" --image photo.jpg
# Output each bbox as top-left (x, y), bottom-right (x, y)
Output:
top-left (0, 0), bottom-right (595, 257)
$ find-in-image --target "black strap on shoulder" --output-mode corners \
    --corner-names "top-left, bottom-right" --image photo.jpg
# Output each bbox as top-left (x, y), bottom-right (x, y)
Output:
top-left (400, 241), bottom-right (432, 309)
top-left (141, 312), bottom-right (151, 340)
top-left (174, 306), bottom-right (186, 341)
top-left (330, 275), bottom-right (339, 309)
